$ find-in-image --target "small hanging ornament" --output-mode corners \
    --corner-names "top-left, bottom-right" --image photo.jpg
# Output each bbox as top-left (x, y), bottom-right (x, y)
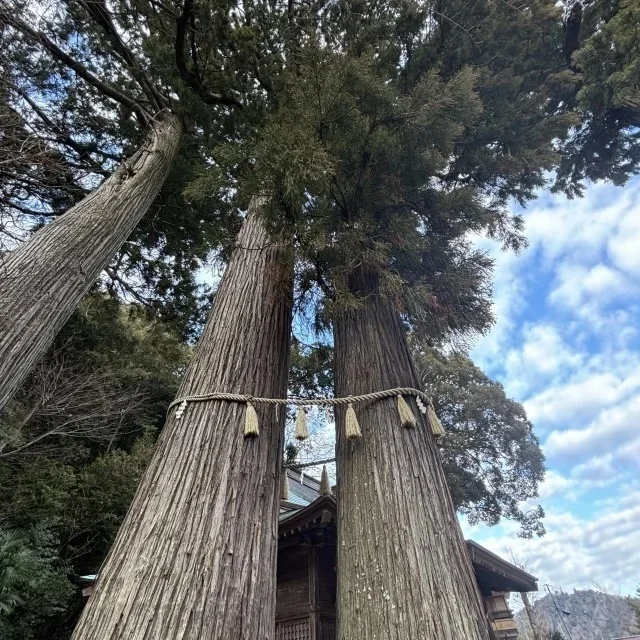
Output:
top-left (294, 406), bottom-right (310, 440)
top-left (397, 394), bottom-right (418, 428)
top-left (345, 402), bottom-right (362, 440)
top-left (427, 401), bottom-right (445, 437)
top-left (281, 470), bottom-right (290, 500)
top-left (244, 402), bottom-right (259, 437)
top-left (416, 397), bottom-right (427, 415)
top-left (175, 400), bottom-right (187, 420)
top-left (319, 464), bottom-right (333, 496)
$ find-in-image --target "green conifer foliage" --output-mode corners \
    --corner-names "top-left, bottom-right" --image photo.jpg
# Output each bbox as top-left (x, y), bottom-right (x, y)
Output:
top-left (0, 295), bottom-right (188, 637)
top-left (555, 0), bottom-right (640, 195)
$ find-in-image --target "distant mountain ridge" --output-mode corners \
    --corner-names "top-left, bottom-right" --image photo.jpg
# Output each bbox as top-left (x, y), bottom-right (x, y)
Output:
top-left (516, 589), bottom-right (640, 640)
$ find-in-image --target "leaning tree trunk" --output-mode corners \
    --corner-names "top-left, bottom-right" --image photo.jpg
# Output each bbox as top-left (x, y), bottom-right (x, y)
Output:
top-left (0, 112), bottom-right (182, 412)
top-left (334, 269), bottom-right (490, 640)
top-left (72, 201), bottom-right (293, 640)
top-left (520, 592), bottom-right (544, 640)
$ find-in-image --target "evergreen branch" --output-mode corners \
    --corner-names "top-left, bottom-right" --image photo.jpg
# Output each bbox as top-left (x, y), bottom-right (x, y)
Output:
top-left (78, 0), bottom-right (167, 112)
top-left (0, 11), bottom-right (151, 126)
top-left (174, 0), bottom-right (243, 108)
top-left (104, 267), bottom-right (152, 306)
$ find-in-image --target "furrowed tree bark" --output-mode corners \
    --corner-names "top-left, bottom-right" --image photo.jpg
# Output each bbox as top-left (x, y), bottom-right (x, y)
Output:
top-left (0, 112), bottom-right (182, 412)
top-left (72, 201), bottom-right (293, 640)
top-left (334, 269), bottom-right (490, 640)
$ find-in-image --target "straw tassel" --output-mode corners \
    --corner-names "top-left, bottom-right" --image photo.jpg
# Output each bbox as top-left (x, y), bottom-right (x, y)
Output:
top-left (281, 470), bottom-right (290, 500)
top-left (427, 401), bottom-right (445, 437)
top-left (244, 402), bottom-right (259, 437)
top-left (397, 394), bottom-right (418, 428)
top-left (345, 402), bottom-right (362, 440)
top-left (294, 406), bottom-right (310, 440)
top-left (319, 464), bottom-right (332, 496)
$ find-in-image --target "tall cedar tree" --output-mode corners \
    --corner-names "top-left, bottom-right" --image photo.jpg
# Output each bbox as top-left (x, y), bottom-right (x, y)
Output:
top-left (199, 0), bottom-right (640, 636)
top-left (0, 5), bottom-right (177, 410)
top-left (72, 201), bottom-right (294, 639)
top-left (0, 0), bottom-right (251, 409)
top-left (334, 269), bottom-right (491, 639)
top-left (180, 0), bottom-right (638, 634)
top-left (1, 0), bottom-right (640, 637)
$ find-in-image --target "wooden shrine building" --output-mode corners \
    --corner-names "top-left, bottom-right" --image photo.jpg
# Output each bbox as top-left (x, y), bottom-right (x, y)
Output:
top-left (81, 468), bottom-right (538, 639)
top-left (278, 468), bottom-right (538, 640)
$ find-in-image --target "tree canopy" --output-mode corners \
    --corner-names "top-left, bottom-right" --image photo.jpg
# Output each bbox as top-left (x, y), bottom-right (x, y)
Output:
top-left (415, 345), bottom-right (545, 537)
top-left (3, 0), bottom-right (640, 337)
top-left (555, 0), bottom-right (640, 195)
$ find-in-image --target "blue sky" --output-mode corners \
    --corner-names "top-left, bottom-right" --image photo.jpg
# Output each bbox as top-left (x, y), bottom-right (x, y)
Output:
top-left (463, 176), bottom-right (640, 596)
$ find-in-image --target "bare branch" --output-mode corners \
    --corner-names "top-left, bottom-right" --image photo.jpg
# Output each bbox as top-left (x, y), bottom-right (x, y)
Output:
top-left (0, 357), bottom-right (147, 459)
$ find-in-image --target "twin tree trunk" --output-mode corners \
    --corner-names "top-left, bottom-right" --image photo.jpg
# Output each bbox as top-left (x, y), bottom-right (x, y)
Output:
top-left (0, 113), bottom-right (182, 412)
top-left (5, 110), bottom-right (493, 639)
top-left (334, 269), bottom-right (490, 640)
top-left (72, 202), bottom-right (293, 639)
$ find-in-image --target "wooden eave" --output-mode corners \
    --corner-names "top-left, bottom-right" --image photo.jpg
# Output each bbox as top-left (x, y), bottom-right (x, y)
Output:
top-left (278, 496), bottom-right (336, 539)
top-left (466, 539), bottom-right (538, 593)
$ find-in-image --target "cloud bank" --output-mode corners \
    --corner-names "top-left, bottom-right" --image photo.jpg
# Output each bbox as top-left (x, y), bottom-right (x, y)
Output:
top-left (469, 177), bottom-right (640, 596)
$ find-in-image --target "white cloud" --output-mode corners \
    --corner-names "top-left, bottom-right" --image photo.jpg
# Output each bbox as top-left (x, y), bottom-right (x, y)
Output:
top-left (608, 204), bottom-right (640, 275)
top-left (570, 454), bottom-right (617, 482)
top-left (544, 394), bottom-right (640, 464)
top-left (472, 247), bottom-right (527, 372)
top-left (474, 179), bottom-right (640, 366)
top-left (537, 470), bottom-right (576, 501)
top-left (503, 324), bottom-right (583, 397)
top-left (468, 483), bottom-right (640, 595)
top-left (526, 361), bottom-right (640, 429)
top-left (549, 263), bottom-right (635, 313)
top-left (524, 180), bottom-right (640, 267)
top-left (468, 177), bottom-right (640, 594)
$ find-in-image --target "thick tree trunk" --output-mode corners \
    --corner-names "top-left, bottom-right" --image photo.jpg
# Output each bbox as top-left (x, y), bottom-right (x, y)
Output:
top-left (0, 113), bottom-right (182, 412)
top-left (72, 202), bottom-right (293, 639)
top-left (334, 269), bottom-right (490, 640)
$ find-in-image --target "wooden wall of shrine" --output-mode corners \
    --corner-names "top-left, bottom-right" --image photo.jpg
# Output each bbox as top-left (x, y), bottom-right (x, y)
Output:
top-left (274, 496), bottom-right (535, 640)
top-left (275, 528), bottom-right (336, 640)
